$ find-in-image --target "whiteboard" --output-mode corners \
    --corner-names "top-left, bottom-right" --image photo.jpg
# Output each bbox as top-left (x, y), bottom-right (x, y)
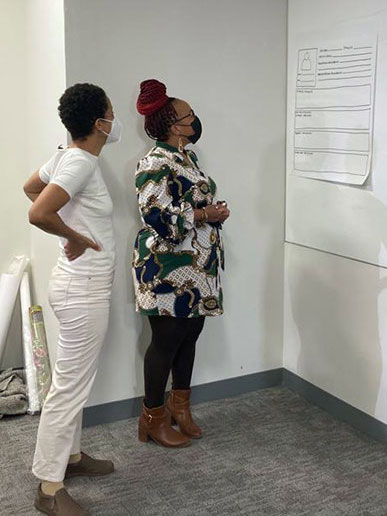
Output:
top-left (287, 0), bottom-right (387, 268)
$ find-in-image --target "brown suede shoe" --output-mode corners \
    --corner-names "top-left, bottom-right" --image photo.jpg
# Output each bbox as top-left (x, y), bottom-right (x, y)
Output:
top-left (65, 451), bottom-right (114, 479)
top-left (34, 485), bottom-right (90, 515)
top-left (138, 403), bottom-right (191, 447)
top-left (166, 389), bottom-right (202, 439)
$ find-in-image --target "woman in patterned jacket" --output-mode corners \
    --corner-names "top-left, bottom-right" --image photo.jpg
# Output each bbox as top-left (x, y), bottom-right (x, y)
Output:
top-left (133, 79), bottom-right (230, 447)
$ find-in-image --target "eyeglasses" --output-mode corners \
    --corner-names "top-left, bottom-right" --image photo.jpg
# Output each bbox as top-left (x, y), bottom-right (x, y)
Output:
top-left (175, 110), bottom-right (195, 124)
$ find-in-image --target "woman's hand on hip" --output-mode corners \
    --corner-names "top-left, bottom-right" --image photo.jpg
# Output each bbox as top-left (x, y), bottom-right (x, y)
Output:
top-left (64, 235), bottom-right (101, 261)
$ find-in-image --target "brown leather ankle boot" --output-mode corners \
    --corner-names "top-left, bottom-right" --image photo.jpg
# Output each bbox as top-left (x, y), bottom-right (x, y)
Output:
top-left (166, 389), bottom-right (202, 439)
top-left (138, 403), bottom-right (191, 447)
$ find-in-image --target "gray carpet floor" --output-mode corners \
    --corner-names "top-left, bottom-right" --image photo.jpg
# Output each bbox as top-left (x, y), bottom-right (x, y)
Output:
top-left (1, 386), bottom-right (387, 516)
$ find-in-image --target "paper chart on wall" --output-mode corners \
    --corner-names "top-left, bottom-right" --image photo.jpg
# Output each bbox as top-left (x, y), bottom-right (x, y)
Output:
top-left (292, 36), bottom-right (377, 185)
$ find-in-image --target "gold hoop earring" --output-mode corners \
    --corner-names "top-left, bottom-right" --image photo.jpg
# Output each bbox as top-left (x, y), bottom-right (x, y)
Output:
top-left (178, 137), bottom-right (184, 153)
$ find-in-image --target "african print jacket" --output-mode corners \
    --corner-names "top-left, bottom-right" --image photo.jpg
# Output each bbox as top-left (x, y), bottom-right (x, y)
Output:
top-left (132, 141), bottom-right (224, 318)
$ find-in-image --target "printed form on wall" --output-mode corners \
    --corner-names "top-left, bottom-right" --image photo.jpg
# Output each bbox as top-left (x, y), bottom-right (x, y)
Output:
top-left (292, 37), bottom-right (377, 185)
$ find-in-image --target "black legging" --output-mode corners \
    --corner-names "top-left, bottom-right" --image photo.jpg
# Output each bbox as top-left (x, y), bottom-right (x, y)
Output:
top-left (144, 316), bottom-right (205, 408)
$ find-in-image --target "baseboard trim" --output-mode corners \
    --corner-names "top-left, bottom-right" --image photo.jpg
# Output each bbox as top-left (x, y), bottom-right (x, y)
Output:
top-left (283, 369), bottom-right (387, 445)
top-left (84, 367), bottom-right (387, 446)
top-left (83, 368), bottom-right (283, 427)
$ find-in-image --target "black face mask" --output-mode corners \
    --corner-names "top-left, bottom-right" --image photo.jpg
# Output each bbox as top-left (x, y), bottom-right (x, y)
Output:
top-left (176, 115), bottom-right (202, 144)
top-left (187, 116), bottom-right (202, 144)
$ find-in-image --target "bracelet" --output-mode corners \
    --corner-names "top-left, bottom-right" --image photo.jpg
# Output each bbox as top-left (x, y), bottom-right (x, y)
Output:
top-left (201, 207), bottom-right (208, 223)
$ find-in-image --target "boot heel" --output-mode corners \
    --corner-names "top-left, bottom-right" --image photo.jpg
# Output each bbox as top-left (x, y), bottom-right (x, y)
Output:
top-left (138, 423), bottom-right (149, 443)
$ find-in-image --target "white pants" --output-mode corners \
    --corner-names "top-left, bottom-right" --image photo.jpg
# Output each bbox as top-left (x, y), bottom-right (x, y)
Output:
top-left (32, 268), bottom-right (113, 482)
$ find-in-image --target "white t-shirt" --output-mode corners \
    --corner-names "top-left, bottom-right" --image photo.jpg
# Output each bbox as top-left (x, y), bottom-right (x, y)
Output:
top-left (39, 147), bottom-right (116, 276)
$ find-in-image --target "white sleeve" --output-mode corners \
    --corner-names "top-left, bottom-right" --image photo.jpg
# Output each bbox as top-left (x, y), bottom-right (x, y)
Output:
top-left (51, 158), bottom-right (95, 199)
top-left (39, 155), bottom-right (57, 184)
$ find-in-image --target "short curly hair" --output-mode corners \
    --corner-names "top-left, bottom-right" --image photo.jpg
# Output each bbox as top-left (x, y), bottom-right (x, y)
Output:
top-left (58, 83), bottom-right (108, 140)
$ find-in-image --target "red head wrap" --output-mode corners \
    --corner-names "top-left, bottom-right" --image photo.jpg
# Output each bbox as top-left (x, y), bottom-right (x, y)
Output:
top-left (136, 79), bottom-right (170, 116)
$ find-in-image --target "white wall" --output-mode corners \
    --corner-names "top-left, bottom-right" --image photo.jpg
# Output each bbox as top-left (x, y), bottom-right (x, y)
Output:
top-left (0, 0), bottom-right (66, 369)
top-left (0, 0), bottom-right (29, 274)
top-left (63, 0), bottom-right (287, 406)
top-left (25, 0), bottom-right (67, 363)
top-left (285, 0), bottom-right (387, 424)
top-left (286, 0), bottom-right (387, 269)
top-left (6, 0), bottom-right (384, 427)
top-left (0, 1), bottom-right (29, 368)
top-left (284, 243), bottom-right (387, 423)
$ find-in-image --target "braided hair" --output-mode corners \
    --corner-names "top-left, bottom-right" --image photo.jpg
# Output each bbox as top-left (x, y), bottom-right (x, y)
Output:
top-left (136, 79), bottom-right (178, 141)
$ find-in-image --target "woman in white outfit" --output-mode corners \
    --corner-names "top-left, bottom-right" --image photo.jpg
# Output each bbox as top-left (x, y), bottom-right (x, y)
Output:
top-left (23, 83), bottom-right (121, 516)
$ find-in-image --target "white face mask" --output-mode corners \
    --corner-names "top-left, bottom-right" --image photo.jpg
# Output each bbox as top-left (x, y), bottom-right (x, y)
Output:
top-left (99, 117), bottom-right (122, 144)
